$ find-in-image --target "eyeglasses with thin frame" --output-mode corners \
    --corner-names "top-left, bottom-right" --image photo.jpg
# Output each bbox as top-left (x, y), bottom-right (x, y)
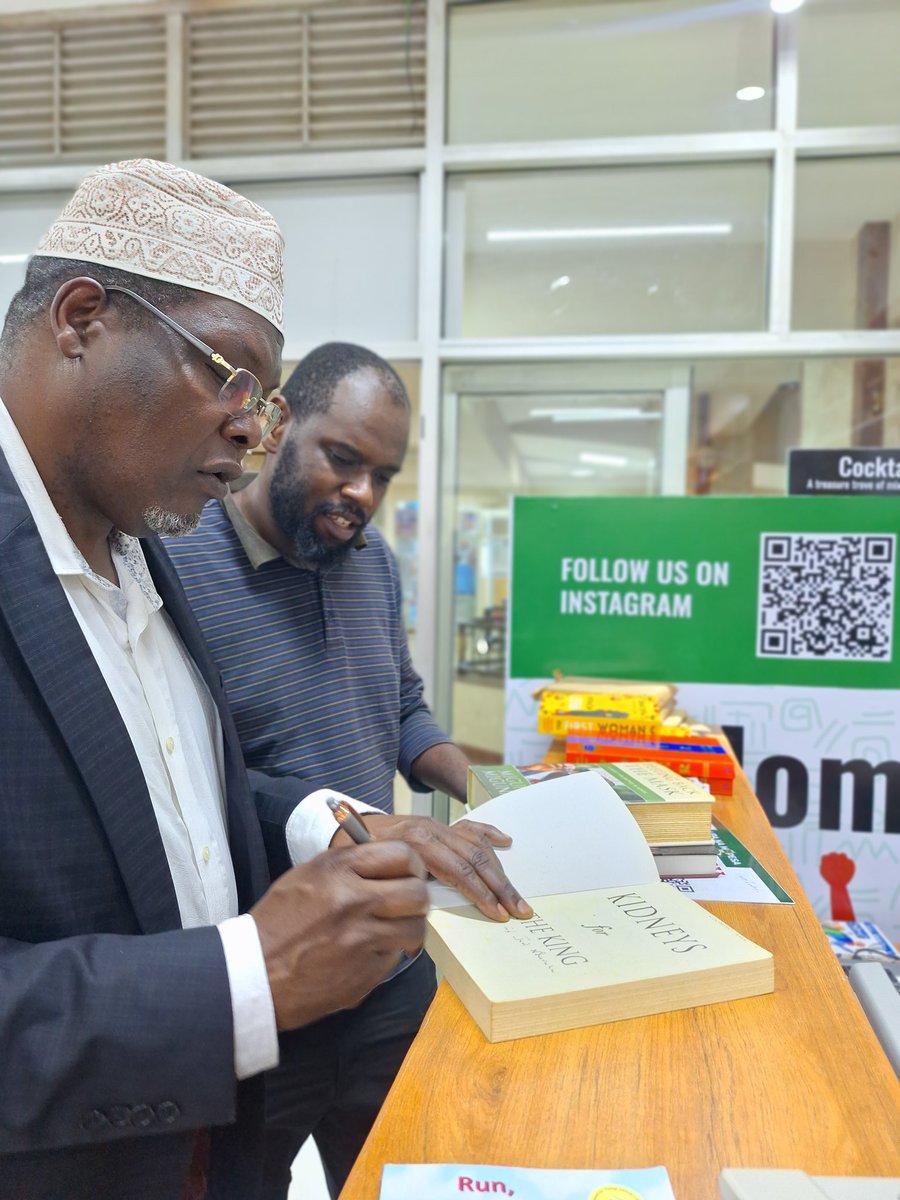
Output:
top-left (105, 285), bottom-right (282, 440)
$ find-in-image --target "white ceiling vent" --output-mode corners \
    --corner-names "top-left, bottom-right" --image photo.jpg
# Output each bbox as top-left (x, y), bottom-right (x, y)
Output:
top-left (0, 2), bottom-right (424, 166)
top-left (59, 19), bottom-right (167, 162)
top-left (186, 2), bottom-right (425, 158)
top-left (0, 18), bottom-right (167, 166)
top-left (187, 7), bottom-right (307, 158)
top-left (307, 2), bottom-right (426, 148)
top-left (0, 29), bottom-right (56, 161)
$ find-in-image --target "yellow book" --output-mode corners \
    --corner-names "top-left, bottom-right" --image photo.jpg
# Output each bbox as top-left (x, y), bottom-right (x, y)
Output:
top-left (428, 772), bottom-right (772, 1043)
top-left (540, 691), bottom-right (663, 720)
top-left (533, 676), bottom-right (677, 705)
top-left (537, 710), bottom-right (661, 738)
top-left (659, 710), bottom-right (712, 738)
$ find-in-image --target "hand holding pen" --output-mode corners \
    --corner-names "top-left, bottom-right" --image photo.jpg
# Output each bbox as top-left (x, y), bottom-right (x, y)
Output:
top-left (327, 796), bottom-right (374, 844)
top-left (249, 802), bottom-right (428, 1030)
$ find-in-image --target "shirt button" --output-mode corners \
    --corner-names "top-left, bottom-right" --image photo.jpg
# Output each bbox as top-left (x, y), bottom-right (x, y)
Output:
top-left (202, 846), bottom-right (210, 865)
top-left (165, 736), bottom-right (175, 754)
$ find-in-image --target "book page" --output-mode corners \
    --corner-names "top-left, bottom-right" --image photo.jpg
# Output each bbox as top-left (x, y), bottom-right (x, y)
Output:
top-left (429, 770), bottom-right (659, 909)
top-left (428, 882), bottom-right (772, 1007)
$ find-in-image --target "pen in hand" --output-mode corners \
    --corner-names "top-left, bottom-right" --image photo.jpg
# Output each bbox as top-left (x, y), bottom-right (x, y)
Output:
top-left (328, 797), bottom-right (418, 967)
top-left (327, 796), bottom-right (373, 845)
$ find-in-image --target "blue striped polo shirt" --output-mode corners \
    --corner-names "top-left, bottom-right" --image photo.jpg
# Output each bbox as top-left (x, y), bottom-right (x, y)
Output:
top-left (164, 494), bottom-right (449, 811)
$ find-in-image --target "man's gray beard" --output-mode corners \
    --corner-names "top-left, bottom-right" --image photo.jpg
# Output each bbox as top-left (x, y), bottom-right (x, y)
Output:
top-left (142, 506), bottom-right (201, 537)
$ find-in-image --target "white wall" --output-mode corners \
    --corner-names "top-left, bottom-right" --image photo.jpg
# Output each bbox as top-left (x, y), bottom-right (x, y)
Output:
top-left (0, 191), bottom-right (69, 320)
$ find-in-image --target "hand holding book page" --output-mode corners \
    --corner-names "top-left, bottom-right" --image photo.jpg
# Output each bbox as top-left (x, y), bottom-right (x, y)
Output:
top-left (425, 772), bottom-right (773, 1042)
top-left (429, 769), bottom-right (661, 910)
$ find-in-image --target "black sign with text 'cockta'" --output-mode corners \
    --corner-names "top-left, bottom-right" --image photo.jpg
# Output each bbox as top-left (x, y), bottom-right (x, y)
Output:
top-left (788, 448), bottom-right (900, 497)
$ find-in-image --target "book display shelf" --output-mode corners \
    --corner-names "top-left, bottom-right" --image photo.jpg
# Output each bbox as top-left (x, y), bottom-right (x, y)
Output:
top-left (339, 768), bottom-right (900, 1200)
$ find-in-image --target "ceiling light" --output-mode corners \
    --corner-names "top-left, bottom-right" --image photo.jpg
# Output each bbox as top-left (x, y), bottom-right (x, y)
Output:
top-left (0, 253), bottom-right (28, 265)
top-left (770, 0), bottom-right (804, 12)
top-left (487, 223), bottom-right (733, 243)
top-left (736, 86), bottom-right (766, 102)
top-left (579, 452), bottom-right (629, 468)
top-left (570, 468), bottom-right (594, 478)
top-left (549, 275), bottom-right (571, 290)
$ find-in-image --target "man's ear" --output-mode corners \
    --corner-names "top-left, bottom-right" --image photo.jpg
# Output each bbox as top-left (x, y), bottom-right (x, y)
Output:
top-left (262, 394), bottom-right (291, 455)
top-left (49, 277), bottom-right (113, 360)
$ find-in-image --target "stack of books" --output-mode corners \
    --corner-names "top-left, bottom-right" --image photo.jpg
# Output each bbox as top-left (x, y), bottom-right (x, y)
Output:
top-left (536, 677), bottom-right (735, 798)
top-left (461, 675), bottom-right (743, 876)
top-left (468, 759), bottom-right (719, 878)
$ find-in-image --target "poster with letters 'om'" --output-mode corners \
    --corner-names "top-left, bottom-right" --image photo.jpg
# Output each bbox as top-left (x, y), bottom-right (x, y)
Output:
top-left (505, 496), bottom-right (899, 941)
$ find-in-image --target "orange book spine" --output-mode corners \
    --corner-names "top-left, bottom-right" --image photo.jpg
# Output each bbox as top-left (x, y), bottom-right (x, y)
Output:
top-left (565, 741), bottom-right (735, 780)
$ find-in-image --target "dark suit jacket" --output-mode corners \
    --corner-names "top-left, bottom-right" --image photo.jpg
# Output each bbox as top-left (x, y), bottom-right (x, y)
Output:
top-left (0, 447), bottom-right (306, 1199)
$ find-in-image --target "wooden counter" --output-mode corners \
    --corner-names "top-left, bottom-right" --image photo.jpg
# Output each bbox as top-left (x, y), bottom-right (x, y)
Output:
top-left (340, 771), bottom-right (900, 1200)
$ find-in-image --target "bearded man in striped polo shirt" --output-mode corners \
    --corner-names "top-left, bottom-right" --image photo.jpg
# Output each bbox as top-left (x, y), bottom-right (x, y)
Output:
top-left (165, 341), bottom-right (532, 1200)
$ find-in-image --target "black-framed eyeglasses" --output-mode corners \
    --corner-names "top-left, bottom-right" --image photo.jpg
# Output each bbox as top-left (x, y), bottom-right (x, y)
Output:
top-left (105, 285), bottom-right (282, 440)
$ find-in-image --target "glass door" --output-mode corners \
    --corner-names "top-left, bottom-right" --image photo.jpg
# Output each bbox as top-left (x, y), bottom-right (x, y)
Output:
top-left (439, 360), bottom-right (690, 778)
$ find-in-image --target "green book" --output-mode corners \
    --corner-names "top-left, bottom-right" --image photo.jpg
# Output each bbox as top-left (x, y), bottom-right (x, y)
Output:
top-left (468, 759), bottom-right (713, 844)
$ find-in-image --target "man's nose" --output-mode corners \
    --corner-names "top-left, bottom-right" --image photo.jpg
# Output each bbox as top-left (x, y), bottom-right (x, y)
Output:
top-left (222, 407), bottom-right (264, 453)
top-left (341, 471), bottom-right (374, 510)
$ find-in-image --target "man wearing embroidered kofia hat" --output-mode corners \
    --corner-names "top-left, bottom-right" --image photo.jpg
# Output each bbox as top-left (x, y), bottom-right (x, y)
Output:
top-left (0, 159), bottom-right (431, 1200)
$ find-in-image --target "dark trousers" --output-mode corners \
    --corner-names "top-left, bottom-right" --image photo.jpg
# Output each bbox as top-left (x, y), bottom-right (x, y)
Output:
top-left (261, 952), bottom-right (436, 1200)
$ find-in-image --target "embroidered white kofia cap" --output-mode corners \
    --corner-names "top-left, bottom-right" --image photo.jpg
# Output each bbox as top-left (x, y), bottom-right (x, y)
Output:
top-left (33, 158), bottom-right (285, 332)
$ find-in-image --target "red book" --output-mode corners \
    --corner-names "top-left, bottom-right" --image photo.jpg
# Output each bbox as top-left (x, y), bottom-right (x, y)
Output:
top-left (594, 727), bottom-right (718, 745)
top-left (565, 735), bottom-right (735, 780)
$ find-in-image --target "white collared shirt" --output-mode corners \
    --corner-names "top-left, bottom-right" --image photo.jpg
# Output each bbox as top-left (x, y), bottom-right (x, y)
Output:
top-left (0, 397), bottom-right (377, 1079)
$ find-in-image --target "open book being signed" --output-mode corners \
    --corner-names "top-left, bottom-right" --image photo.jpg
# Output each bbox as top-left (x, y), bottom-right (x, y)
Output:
top-left (425, 772), bottom-right (773, 1043)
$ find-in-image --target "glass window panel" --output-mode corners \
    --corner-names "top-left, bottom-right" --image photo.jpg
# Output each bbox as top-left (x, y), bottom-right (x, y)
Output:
top-left (445, 164), bottom-right (770, 337)
top-left (688, 357), bottom-right (900, 492)
top-left (236, 177), bottom-right (419, 348)
top-left (792, 156), bottom-right (900, 331)
top-left (442, 356), bottom-right (899, 760)
top-left (447, 0), bottom-right (774, 143)
top-left (797, 0), bottom-right (900, 129)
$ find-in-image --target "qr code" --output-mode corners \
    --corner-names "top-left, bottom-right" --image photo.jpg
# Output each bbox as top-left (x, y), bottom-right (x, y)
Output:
top-left (757, 532), bottom-right (895, 661)
top-left (666, 878), bottom-right (696, 894)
